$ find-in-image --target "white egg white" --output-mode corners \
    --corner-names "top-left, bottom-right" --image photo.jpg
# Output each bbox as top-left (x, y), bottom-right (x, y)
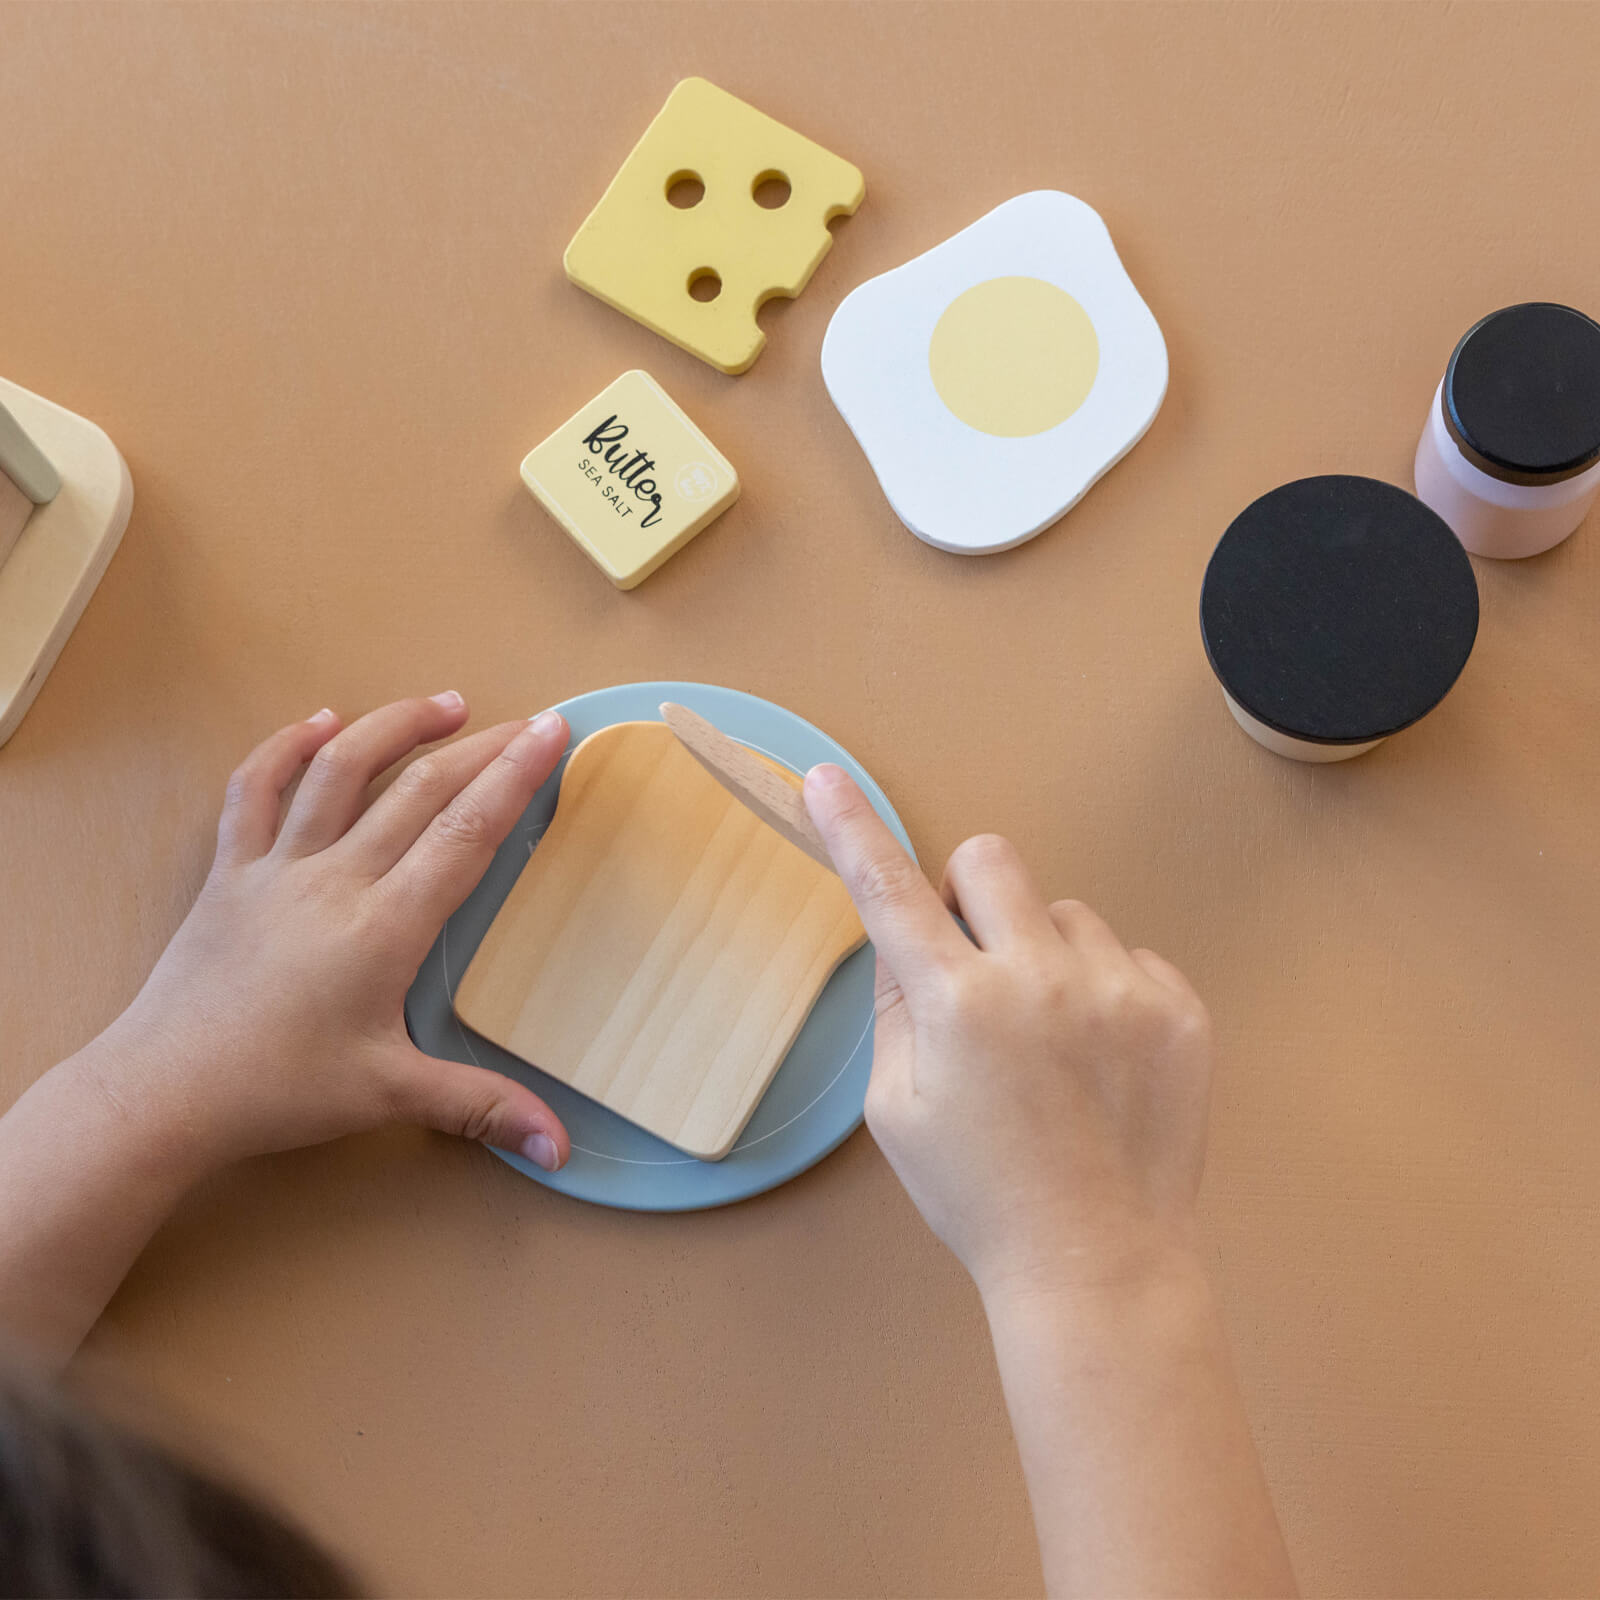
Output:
top-left (821, 190), bottom-right (1168, 554)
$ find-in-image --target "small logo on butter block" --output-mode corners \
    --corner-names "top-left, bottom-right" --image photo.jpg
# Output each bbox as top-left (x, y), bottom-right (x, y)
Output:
top-left (675, 462), bottom-right (718, 502)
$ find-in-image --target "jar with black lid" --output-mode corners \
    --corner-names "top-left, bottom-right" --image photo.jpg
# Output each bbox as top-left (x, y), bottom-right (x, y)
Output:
top-left (1201, 476), bottom-right (1480, 762)
top-left (1413, 302), bottom-right (1600, 559)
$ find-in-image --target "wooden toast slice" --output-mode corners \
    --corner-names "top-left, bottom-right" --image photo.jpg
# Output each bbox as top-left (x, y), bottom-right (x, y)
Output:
top-left (454, 720), bottom-right (864, 1160)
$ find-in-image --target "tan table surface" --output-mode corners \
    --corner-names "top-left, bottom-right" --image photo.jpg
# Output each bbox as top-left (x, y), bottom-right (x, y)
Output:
top-left (6, 3), bottom-right (1600, 1594)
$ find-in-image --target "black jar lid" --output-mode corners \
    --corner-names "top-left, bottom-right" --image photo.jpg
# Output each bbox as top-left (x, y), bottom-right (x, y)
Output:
top-left (1200, 476), bottom-right (1479, 746)
top-left (1443, 302), bottom-right (1600, 484)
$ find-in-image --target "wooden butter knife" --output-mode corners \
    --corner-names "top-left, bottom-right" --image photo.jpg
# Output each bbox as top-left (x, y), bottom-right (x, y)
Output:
top-left (659, 701), bottom-right (838, 875)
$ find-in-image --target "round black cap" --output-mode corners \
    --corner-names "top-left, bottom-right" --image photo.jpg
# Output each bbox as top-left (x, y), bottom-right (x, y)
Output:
top-left (1444, 302), bottom-right (1600, 483)
top-left (1200, 476), bottom-right (1479, 745)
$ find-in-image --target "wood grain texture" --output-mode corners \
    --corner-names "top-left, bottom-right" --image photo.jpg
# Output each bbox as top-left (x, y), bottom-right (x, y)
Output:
top-left (660, 700), bottom-right (836, 872)
top-left (5, 5), bottom-right (1600, 1595)
top-left (454, 720), bottom-right (864, 1159)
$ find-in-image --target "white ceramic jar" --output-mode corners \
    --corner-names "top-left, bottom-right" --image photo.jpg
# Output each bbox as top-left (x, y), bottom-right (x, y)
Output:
top-left (1414, 302), bottom-right (1600, 559)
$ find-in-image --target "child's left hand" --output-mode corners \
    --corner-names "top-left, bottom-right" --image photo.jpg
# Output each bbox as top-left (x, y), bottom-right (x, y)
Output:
top-left (99, 694), bottom-right (574, 1175)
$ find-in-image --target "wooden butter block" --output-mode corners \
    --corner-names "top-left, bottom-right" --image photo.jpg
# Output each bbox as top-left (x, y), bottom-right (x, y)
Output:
top-left (521, 369), bottom-right (738, 589)
top-left (454, 720), bottom-right (865, 1160)
top-left (565, 77), bottom-right (864, 375)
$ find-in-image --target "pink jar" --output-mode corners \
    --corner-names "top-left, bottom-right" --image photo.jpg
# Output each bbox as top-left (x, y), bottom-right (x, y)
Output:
top-left (1414, 302), bottom-right (1600, 559)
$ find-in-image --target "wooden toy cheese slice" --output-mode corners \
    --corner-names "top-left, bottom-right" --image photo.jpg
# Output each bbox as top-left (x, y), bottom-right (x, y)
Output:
top-left (565, 78), bottom-right (864, 374)
top-left (453, 720), bottom-right (865, 1160)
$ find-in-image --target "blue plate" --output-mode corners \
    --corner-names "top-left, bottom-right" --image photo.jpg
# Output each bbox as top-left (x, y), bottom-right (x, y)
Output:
top-left (403, 682), bottom-right (910, 1211)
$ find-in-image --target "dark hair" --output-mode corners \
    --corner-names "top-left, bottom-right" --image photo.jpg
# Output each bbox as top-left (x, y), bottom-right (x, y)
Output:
top-left (0, 1355), bottom-right (359, 1598)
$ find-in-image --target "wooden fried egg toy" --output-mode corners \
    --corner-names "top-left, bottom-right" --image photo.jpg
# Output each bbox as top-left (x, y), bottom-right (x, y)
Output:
top-left (821, 190), bottom-right (1167, 554)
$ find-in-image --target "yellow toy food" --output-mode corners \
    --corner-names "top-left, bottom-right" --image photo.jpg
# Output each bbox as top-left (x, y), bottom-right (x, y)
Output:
top-left (564, 78), bottom-right (864, 375)
top-left (520, 369), bottom-right (739, 589)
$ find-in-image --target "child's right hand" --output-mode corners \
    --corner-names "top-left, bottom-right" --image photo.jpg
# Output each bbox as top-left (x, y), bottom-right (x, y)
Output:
top-left (802, 770), bottom-right (1295, 1597)
top-left (803, 763), bottom-right (1214, 1308)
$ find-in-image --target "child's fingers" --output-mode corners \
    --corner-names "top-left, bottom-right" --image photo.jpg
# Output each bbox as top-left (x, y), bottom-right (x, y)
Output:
top-left (938, 834), bottom-right (1058, 952)
top-left (215, 709), bottom-right (342, 864)
top-left (382, 1045), bottom-right (571, 1170)
top-left (1048, 898), bottom-right (1131, 962)
top-left (863, 952), bottom-right (915, 1106)
top-left (380, 713), bottom-right (569, 929)
top-left (337, 720), bottom-right (528, 877)
top-left (1130, 946), bottom-right (1201, 1001)
top-left (274, 693), bottom-right (471, 859)
top-left (803, 764), bottom-right (968, 990)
